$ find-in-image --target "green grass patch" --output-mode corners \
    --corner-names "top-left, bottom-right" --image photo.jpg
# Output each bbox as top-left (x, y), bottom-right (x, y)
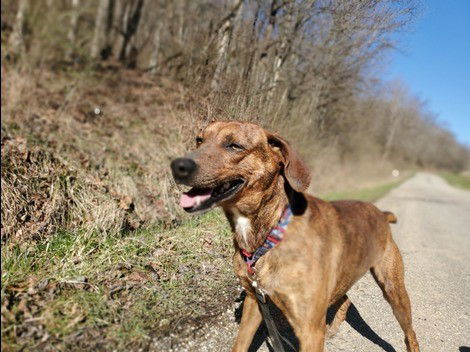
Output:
top-left (321, 176), bottom-right (411, 202)
top-left (440, 172), bottom-right (470, 190)
top-left (1, 210), bottom-right (236, 351)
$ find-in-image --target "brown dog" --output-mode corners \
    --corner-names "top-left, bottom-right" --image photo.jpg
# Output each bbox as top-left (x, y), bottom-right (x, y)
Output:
top-left (171, 121), bottom-right (420, 352)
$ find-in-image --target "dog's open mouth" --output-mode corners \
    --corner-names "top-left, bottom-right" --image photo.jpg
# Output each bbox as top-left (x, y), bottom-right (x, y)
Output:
top-left (179, 179), bottom-right (245, 212)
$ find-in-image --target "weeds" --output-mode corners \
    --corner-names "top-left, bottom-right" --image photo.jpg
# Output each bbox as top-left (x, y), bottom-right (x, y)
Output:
top-left (2, 210), bottom-right (236, 351)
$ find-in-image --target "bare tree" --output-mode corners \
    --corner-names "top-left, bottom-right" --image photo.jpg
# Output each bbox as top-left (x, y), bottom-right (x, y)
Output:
top-left (210, 0), bottom-right (243, 91)
top-left (67, 0), bottom-right (81, 59)
top-left (8, 0), bottom-right (467, 171)
top-left (115, 0), bottom-right (145, 67)
top-left (381, 86), bottom-right (409, 161)
top-left (91, 0), bottom-right (111, 59)
top-left (8, 0), bottom-right (29, 59)
top-left (149, 22), bottom-right (162, 74)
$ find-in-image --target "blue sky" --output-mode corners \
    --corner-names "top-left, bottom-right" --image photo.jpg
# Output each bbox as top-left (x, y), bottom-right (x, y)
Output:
top-left (383, 0), bottom-right (470, 145)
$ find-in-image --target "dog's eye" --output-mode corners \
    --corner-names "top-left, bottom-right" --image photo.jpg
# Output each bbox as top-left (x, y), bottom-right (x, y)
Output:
top-left (196, 137), bottom-right (203, 146)
top-left (227, 143), bottom-right (244, 151)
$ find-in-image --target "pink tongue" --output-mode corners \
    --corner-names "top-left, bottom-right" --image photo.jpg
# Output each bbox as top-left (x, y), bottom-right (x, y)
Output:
top-left (179, 191), bottom-right (212, 208)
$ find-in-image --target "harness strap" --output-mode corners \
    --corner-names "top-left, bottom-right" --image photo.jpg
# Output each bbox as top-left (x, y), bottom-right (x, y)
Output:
top-left (255, 290), bottom-right (286, 352)
top-left (241, 206), bottom-right (296, 351)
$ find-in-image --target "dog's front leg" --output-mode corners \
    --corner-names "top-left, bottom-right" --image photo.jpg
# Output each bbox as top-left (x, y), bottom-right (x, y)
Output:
top-left (285, 295), bottom-right (328, 352)
top-left (297, 320), bottom-right (327, 352)
top-left (232, 293), bottom-right (262, 352)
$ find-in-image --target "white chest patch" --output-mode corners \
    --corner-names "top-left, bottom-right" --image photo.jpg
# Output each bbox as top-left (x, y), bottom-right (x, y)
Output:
top-left (232, 209), bottom-right (251, 244)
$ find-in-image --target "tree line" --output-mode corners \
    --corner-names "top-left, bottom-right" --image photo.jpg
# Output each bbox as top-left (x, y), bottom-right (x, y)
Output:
top-left (3, 0), bottom-right (468, 171)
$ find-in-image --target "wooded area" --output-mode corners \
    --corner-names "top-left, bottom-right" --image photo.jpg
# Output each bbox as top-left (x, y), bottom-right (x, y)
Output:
top-left (2, 0), bottom-right (468, 172)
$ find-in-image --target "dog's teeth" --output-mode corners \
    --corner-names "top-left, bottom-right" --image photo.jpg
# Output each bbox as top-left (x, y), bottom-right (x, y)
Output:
top-left (180, 185), bottom-right (192, 193)
top-left (215, 182), bottom-right (232, 195)
top-left (196, 197), bottom-right (201, 206)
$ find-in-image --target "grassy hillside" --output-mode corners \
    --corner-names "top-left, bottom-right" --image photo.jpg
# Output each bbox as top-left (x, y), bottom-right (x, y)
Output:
top-left (2, 208), bottom-right (237, 351)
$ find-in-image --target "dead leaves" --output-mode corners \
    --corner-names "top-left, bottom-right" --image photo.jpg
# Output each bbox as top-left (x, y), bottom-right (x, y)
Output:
top-left (119, 195), bottom-right (134, 211)
top-left (0, 132), bottom-right (148, 243)
top-left (144, 262), bottom-right (161, 282)
top-left (64, 305), bottom-right (86, 330)
top-left (1, 65), bottom-right (176, 246)
top-left (2, 277), bottom-right (54, 345)
top-left (1, 135), bottom-right (78, 243)
top-left (117, 195), bottom-right (143, 230)
top-left (106, 262), bottom-right (161, 299)
top-left (1, 274), bottom-right (103, 348)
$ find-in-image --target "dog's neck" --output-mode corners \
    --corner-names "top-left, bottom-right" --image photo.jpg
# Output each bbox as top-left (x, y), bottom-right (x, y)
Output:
top-left (223, 176), bottom-right (288, 253)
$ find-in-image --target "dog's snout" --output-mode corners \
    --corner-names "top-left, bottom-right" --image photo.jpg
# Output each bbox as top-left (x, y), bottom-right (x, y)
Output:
top-left (171, 158), bottom-right (197, 182)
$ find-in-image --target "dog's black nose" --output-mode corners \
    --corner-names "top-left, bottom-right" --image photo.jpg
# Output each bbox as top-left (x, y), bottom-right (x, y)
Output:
top-left (171, 158), bottom-right (197, 181)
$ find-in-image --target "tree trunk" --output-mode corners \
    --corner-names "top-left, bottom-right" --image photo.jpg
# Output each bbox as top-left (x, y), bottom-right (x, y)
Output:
top-left (382, 108), bottom-right (402, 161)
top-left (149, 23), bottom-right (161, 74)
top-left (117, 0), bottom-right (145, 67)
top-left (177, 0), bottom-right (184, 44)
top-left (111, 0), bottom-right (125, 59)
top-left (91, 0), bottom-right (111, 59)
top-left (267, 2), bottom-right (296, 103)
top-left (8, 0), bottom-right (29, 59)
top-left (210, 0), bottom-right (243, 91)
top-left (67, 0), bottom-right (81, 59)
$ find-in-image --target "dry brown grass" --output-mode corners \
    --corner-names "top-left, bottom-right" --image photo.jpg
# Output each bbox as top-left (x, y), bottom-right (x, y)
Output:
top-left (1, 65), bottom-right (240, 351)
top-left (2, 65), bottom-right (190, 243)
top-left (1, 63), bottom-right (403, 244)
top-left (1, 135), bottom-right (92, 243)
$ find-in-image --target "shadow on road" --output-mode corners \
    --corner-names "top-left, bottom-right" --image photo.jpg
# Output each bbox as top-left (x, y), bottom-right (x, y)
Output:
top-left (234, 291), bottom-right (396, 352)
top-left (345, 303), bottom-right (396, 352)
top-left (234, 291), bottom-right (298, 352)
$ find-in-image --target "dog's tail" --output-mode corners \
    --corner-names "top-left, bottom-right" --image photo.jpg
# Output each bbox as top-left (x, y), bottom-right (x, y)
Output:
top-left (383, 211), bottom-right (397, 224)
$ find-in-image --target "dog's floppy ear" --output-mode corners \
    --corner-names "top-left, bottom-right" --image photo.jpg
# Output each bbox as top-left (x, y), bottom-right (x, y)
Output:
top-left (266, 131), bottom-right (311, 192)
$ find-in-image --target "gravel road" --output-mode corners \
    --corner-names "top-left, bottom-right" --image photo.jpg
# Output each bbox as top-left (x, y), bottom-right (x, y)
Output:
top-left (159, 172), bottom-right (470, 352)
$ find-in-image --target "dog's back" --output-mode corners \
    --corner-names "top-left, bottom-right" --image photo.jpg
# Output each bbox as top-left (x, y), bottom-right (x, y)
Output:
top-left (302, 198), bottom-right (396, 302)
top-left (329, 199), bottom-right (395, 263)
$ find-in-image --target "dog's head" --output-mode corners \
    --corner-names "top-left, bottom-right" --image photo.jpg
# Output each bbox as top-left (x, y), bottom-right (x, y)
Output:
top-left (171, 121), bottom-right (310, 213)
